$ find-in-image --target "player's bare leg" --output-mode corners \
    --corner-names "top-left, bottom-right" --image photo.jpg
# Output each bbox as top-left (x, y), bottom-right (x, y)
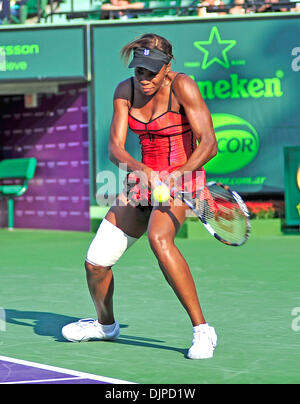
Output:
top-left (148, 201), bottom-right (217, 359)
top-left (85, 262), bottom-right (115, 325)
top-left (148, 202), bottom-right (206, 326)
top-left (62, 192), bottom-right (148, 342)
top-left (85, 191), bottom-right (149, 321)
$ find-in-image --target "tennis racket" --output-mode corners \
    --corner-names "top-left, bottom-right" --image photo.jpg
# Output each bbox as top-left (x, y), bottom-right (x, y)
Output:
top-left (173, 181), bottom-right (251, 246)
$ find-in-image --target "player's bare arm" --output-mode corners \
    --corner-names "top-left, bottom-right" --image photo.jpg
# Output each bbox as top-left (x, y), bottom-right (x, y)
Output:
top-left (109, 80), bottom-right (154, 182)
top-left (173, 74), bottom-right (217, 175)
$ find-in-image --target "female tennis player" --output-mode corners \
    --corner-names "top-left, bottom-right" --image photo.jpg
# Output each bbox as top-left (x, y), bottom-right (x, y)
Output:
top-left (62, 34), bottom-right (218, 359)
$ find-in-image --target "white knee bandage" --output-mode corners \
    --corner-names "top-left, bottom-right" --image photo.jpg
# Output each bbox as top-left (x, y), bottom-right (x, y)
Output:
top-left (86, 219), bottom-right (137, 267)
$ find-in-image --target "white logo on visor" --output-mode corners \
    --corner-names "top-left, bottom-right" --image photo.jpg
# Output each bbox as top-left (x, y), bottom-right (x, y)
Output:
top-left (144, 49), bottom-right (150, 56)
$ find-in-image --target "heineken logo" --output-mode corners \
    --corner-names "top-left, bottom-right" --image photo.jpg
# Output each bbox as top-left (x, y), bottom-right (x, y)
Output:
top-left (193, 26), bottom-right (237, 70)
top-left (185, 26), bottom-right (285, 100)
top-left (184, 26), bottom-right (243, 71)
top-left (188, 70), bottom-right (284, 101)
top-left (204, 114), bottom-right (259, 175)
top-left (195, 70), bottom-right (284, 100)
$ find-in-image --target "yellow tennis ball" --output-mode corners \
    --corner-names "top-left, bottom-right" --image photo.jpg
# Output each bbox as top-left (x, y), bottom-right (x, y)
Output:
top-left (153, 184), bottom-right (170, 202)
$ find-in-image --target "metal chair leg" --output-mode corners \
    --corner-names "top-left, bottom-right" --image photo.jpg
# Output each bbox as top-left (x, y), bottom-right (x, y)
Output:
top-left (7, 198), bottom-right (14, 230)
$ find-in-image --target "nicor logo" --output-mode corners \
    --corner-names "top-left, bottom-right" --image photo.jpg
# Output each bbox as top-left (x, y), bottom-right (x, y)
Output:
top-left (204, 114), bottom-right (259, 174)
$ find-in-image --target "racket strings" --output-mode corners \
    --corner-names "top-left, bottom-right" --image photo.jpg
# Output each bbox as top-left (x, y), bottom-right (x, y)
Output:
top-left (193, 185), bottom-right (248, 244)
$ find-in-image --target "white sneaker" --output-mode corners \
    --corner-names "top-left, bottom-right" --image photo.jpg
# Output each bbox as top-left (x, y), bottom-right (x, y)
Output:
top-left (187, 324), bottom-right (217, 359)
top-left (62, 318), bottom-right (120, 343)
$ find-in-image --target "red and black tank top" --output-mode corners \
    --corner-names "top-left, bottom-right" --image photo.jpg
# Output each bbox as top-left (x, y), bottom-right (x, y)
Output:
top-left (128, 73), bottom-right (197, 173)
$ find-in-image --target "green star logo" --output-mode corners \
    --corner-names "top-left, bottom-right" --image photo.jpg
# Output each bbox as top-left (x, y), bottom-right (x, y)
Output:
top-left (194, 26), bottom-right (237, 70)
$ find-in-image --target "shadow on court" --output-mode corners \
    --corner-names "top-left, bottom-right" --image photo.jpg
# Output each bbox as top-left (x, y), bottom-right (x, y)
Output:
top-left (4, 309), bottom-right (186, 356)
top-left (5, 309), bottom-right (80, 342)
top-left (113, 336), bottom-right (186, 356)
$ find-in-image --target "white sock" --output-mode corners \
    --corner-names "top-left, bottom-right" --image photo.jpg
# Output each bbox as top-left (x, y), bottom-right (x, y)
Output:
top-left (193, 323), bottom-right (209, 333)
top-left (98, 322), bottom-right (116, 333)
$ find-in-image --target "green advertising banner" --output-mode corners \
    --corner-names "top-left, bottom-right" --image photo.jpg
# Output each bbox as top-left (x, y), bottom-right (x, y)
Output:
top-left (91, 16), bottom-right (300, 203)
top-left (0, 26), bottom-right (88, 81)
top-left (284, 146), bottom-right (300, 226)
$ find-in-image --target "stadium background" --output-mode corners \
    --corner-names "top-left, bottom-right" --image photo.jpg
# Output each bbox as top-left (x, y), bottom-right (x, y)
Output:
top-left (0, 8), bottom-right (299, 231)
top-left (0, 0), bottom-right (299, 385)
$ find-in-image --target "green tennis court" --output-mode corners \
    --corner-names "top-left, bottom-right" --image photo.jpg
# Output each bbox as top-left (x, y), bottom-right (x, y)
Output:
top-left (0, 221), bottom-right (299, 384)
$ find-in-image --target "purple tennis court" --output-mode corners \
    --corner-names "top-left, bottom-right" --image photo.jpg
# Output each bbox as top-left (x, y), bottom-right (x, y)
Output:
top-left (0, 356), bottom-right (135, 384)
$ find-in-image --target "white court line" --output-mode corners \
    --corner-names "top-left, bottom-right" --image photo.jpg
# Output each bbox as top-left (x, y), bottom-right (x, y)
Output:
top-left (0, 355), bottom-right (136, 384)
top-left (2, 377), bottom-right (84, 384)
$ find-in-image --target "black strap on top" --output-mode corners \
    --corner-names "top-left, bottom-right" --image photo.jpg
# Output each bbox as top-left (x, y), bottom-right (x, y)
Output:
top-left (130, 77), bottom-right (135, 110)
top-left (168, 72), bottom-right (182, 111)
